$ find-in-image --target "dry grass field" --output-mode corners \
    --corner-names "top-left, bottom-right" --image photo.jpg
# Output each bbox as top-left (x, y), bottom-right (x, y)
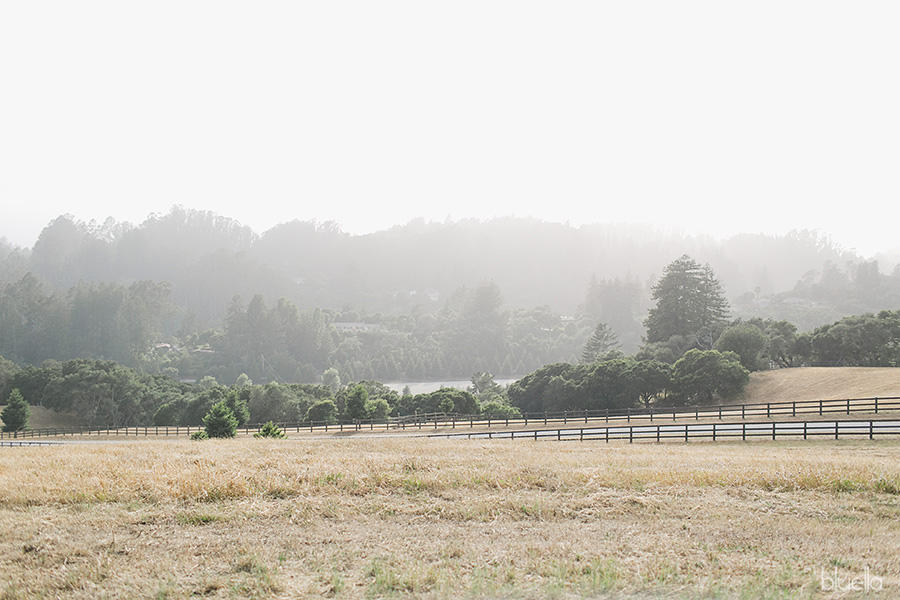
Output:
top-left (738, 367), bottom-right (900, 404)
top-left (2, 437), bottom-right (899, 599)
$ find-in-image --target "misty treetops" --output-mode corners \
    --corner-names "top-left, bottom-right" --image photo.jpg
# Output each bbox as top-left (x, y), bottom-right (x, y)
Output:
top-left (644, 254), bottom-right (730, 347)
top-left (2, 210), bottom-right (900, 429)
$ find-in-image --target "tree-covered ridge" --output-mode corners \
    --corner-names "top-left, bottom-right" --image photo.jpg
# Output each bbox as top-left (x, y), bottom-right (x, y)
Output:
top-left (0, 273), bottom-right (594, 382)
top-left (3, 230), bottom-right (900, 392)
top-left (4, 207), bottom-right (897, 333)
top-left (2, 208), bottom-right (900, 430)
top-left (2, 258), bottom-right (898, 430)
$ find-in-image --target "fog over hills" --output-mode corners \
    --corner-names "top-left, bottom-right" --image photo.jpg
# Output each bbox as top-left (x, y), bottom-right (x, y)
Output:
top-left (2, 208), bottom-right (900, 386)
top-left (2, 209), bottom-right (897, 334)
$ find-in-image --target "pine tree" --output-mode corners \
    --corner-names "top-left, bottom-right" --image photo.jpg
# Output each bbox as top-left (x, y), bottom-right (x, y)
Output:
top-left (202, 400), bottom-right (238, 438)
top-left (644, 255), bottom-right (730, 348)
top-left (344, 384), bottom-right (368, 421)
top-left (254, 421), bottom-right (286, 439)
top-left (1, 388), bottom-right (30, 436)
top-left (581, 322), bottom-right (620, 363)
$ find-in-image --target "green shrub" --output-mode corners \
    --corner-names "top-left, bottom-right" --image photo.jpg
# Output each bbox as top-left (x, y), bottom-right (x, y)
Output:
top-left (189, 430), bottom-right (209, 441)
top-left (1, 388), bottom-right (30, 434)
top-left (254, 421), bottom-right (286, 439)
top-left (306, 400), bottom-right (339, 424)
top-left (202, 400), bottom-right (238, 438)
top-left (481, 401), bottom-right (522, 419)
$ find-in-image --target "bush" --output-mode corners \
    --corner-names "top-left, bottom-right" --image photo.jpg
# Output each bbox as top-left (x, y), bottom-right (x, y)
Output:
top-left (481, 401), bottom-right (521, 419)
top-left (254, 421), bottom-right (286, 439)
top-left (203, 400), bottom-right (238, 438)
top-left (306, 400), bottom-right (339, 424)
top-left (190, 430), bottom-right (209, 441)
top-left (365, 397), bottom-right (391, 421)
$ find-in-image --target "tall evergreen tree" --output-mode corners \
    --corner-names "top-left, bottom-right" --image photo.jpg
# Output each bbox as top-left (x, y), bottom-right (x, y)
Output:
top-left (1, 388), bottom-right (30, 435)
top-left (344, 384), bottom-right (368, 421)
top-left (644, 255), bottom-right (730, 349)
top-left (581, 322), bottom-right (620, 363)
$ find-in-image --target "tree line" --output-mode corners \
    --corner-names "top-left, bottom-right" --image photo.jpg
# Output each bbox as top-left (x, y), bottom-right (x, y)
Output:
top-left (3, 254), bottom-right (899, 431)
top-left (5, 207), bottom-right (899, 336)
top-left (3, 251), bottom-right (898, 391)
top-left (0, 273), bottom-right (594, 383)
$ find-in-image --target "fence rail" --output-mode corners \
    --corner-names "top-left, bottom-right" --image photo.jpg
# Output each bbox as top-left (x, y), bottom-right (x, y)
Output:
top-left (0, 440), bottom-right (61, 447)
top-left (3, 396), bottom-right (900, 440)
top-left (431, 418), bottom-right (900, 444)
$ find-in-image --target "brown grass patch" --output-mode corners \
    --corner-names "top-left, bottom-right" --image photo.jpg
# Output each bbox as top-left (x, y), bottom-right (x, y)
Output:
top-left (1, 439), bottom-right (899, 598)
top-left (741, 367), bottom-right (900, 404)
top-left (0, 405), bottom-right (79, 431)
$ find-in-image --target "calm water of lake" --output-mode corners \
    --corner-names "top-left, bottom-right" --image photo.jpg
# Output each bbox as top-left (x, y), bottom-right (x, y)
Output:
top-left (385, 379), bottom-right (518, 395)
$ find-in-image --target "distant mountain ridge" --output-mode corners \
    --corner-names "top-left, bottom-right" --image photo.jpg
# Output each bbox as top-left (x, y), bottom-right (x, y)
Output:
top-left (1, 209), bottom-right (897, 333)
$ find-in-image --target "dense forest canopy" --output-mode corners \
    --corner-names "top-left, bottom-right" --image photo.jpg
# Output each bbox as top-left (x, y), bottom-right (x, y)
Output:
top-left (2, 207), bottom-right (900, 389)
top-left (2, 210), bottom-right (900, 431)
top-left (3, 208), bottom-right (898, 320)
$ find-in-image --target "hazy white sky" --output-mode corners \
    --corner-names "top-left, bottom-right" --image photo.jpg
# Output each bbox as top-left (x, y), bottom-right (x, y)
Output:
top-left (2, 2), bottom-right (898, 256)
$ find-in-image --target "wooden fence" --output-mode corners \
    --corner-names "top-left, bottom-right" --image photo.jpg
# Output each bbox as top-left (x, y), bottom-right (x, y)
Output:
top-left (432, 418), bottom-right (900, 443)
top-left (3, 396), bottom-right (899, 440)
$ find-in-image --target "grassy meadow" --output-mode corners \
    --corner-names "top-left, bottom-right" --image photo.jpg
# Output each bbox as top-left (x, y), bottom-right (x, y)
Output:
top-left (1, 437), bottom-right (899, 599)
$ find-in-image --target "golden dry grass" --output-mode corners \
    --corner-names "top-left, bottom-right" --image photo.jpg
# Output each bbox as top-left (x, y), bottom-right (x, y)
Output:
top-left (1, 438), bottom-right (899, 599)
top-left (739, 367), bottom-right (900, 404)
top-left (0, 405), bottom-right (78, 431)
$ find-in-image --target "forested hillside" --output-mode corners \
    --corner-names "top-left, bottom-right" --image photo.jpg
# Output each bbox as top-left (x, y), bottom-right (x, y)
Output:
top-left (2, 207), bottom-right (900, 386)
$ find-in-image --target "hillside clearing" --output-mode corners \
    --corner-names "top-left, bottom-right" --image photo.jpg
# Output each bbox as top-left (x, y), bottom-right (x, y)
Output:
top-left (739, 367), bottom-right (900, 404)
